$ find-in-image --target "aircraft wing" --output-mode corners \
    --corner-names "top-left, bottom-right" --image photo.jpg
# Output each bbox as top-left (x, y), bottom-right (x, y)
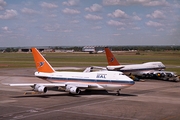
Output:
top-left (106, 65), bottom-right (124, 71)
top-left (9, 83), bottom-right (92, 94)
top-left (83, 66), bottom-right (107, 72)
top-left (83, 65), bottom-right (124, 72)
top-left (9, 83), bottom-right (66, 87)
top-left (10, 83), bottom-right (89, 88)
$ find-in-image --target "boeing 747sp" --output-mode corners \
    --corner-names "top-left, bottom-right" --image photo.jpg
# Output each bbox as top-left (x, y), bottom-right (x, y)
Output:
top-left (10, 48), bottom-right (135, 95)
top-left (104, 47), bottom-right (177, 81)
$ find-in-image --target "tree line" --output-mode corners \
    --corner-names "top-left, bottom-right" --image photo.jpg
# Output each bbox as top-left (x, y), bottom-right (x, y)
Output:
top-left (52, 46), bottom-right (180, 51)
top-left (1, 46), bottom-right (180, 52)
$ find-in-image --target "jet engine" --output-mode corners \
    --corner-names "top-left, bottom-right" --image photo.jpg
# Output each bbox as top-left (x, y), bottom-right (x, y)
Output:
top-left (160, 73), bottom-right (166, 77)
top-left (34, 84), bottom-right (47, 93)
top-left (65, 85), bottom-right (80, 94)
top-left (166, 73), bottom-right (173, 78)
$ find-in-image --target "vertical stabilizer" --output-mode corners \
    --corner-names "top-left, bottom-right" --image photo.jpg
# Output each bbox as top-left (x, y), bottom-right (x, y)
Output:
top-left (31, 48), bottom-right (55, 73)
top-left (104, 47), bottom-right (120, 66)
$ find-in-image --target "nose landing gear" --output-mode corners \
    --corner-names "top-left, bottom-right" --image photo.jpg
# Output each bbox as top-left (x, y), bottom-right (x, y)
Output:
top-left (116, 89), bottom-right (121, 96)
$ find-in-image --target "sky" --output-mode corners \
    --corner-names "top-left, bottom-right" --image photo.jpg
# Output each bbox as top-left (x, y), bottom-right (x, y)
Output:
top-left (0, 0), bottom-right (180, 47)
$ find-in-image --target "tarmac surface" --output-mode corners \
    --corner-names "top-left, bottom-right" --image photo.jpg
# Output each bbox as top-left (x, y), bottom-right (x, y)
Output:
top-left (0, 68), bottom-right (180, 120)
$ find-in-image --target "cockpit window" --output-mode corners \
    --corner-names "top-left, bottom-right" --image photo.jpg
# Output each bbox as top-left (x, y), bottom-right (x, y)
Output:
top-left (119, 73), bottom-right (124, 75)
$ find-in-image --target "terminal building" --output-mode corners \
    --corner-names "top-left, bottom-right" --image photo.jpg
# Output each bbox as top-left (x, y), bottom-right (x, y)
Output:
top-left (18, 47), bottom-right (52, 52)
top-left (82, 46), bottom-right (104, 54)
top-left (0, 47), bottom-right (52, 53)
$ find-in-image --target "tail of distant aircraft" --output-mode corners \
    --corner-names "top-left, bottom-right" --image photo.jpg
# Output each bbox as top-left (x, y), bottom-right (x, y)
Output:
top-left (31, 48), bottom-right (55, 73)
top-left (105, 47), bottom-right (120, 66)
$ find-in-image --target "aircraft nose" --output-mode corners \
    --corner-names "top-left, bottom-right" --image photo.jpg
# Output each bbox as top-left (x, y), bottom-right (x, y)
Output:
top-left (129, 80), bottom-right (135, 85)
top-left (163, 65), bottom-right (166, 69)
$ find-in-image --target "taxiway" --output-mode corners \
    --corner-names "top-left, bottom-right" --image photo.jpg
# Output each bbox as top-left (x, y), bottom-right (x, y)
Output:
top-left (0, 68), bottom-right (180, 120)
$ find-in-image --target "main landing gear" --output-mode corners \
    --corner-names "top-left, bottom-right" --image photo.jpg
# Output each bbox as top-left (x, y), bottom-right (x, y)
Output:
top-left (116, 89), bottom-right (121, 96)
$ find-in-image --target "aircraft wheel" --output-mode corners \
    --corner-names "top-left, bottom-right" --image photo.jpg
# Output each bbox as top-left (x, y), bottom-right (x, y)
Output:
top-left (116, 89), bottom-right (121, 96)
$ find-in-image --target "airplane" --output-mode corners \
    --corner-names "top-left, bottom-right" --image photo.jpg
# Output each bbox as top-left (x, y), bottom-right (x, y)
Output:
top-left (9, 48), bottom-right (135, 96)
top-left (102, 47), bottom-right (177, 80)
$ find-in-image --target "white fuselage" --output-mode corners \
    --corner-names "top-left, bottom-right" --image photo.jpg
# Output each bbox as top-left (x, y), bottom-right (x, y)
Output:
top-left (35, 71), bottom-right (135, 91)
top-left (112, 62), bottom-right (165, 76)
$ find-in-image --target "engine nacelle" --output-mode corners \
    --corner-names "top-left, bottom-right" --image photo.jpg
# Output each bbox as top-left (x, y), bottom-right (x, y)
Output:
top-left (34, 84), bottom-right (47, 93)
top-left (160, 73), bottom-right (166, 77)
top-left (166, 73), bottom-right (173, 78)
top-left (65, 85), bottom-right (80, 94)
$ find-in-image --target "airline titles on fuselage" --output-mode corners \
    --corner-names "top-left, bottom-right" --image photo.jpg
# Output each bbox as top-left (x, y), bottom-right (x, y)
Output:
top-left (96, 74), bottom-right (107, 78)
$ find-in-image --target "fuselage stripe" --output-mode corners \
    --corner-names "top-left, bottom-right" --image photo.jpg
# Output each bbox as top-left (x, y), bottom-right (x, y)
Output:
top-left (37, 76), bottom-right (135, 85)
top-left (121, 67), bottom-right (165, 72)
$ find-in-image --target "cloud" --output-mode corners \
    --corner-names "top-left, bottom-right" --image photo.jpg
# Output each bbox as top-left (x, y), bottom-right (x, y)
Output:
top-left (70, 20), bottom-right (79, 23)
top-left (143, 0), bottom-right (169, 6)
top-left (48, 14), bottom-right (57, 18)
top-left (172, 2), bottom-right (180, 8)
top-left (42, 24), bottom-right (60, 32)
top-left (62, 0), bottom-right (79, 6)
top-left (132, 27), bottom-right (141, 30)
top-left (103, 0), bottom-right (126, 6)
top-left (84, 14), bottom-right (103, 20)
top-left (113, 33), bottom-right (121, 36)
top-left (21, 8), bottom-right (38, 15)
top-left (103, 0), bottom-right (169, 6)
top-left (85, 4), bottom-right (102, 12)
top-left (146, 10), bottom-right (166, 19)
top-left (146, 21), bottom-right (163, 27)
top-left (107, 20), bottom-right (125, 26)
top-left (63, 29), bottom-right (72, 33)
top-left (91, 26), bottom-right (102, 29)
top-left (117, 27), bottom-right (125, 30)
top-left (0, 9), bottom-right (17, 19)
top-left (2, 26), bottom-right (8, 31)
top-left (0, 0), bottom-right (6, 10)
top-left (157, 28), bottom-right (164, 31)
top-left (133, 15), bottom-right (142, 20)
top-left (1, 26), bottom-right (12, 33)
top-left (108, 9), bottom-right (128, 18)
top-left (40, 2), bottom-right (58, 9)
top-left (170, 28), bottom-right (177, 32)
top-left (132, 12), bottom-right (142, 21)
top-left (0, 0), bottom-right (6, 6)
top-left (62, 8), bottom-right (80, 14)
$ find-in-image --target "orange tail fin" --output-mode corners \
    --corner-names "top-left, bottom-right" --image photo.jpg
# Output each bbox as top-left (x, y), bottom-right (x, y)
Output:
top-left (31, 48), bottom-right (55, 73)
top-left (104, 47), bottom-right (120, 66)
